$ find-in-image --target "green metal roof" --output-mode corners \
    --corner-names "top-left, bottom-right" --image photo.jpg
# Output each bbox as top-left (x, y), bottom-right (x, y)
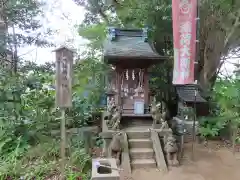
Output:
top-left (103, 28), bottom-right (163, 60)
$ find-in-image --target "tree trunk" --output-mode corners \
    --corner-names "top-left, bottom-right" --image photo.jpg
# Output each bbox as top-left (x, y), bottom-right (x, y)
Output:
top-left (198, 30), bottom-right (225, 93)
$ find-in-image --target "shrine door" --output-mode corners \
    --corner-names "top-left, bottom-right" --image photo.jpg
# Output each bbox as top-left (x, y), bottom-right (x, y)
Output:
top-left (121, 68), bottom-right (145, 114)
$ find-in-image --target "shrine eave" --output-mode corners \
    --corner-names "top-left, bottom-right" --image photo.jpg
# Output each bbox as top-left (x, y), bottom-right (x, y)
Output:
top-left (53, 45), bottom-right (75, 53)
top-left (103, 27), bottom-right (166, 63)
top-left (104, 57), bottom-right (166, 68)
top-left (103, 40), bottom-right (164, 61)
top-left (176, 85), bottom-right (207, 103)
top-left (104, 55), bottom-right (167, 60)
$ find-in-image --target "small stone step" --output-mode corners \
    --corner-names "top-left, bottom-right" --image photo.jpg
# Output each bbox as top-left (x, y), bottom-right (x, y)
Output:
top-left (129, 139), bottom-right (152, 148)
top-left (131, 159), bottom-right (156, 169)
top-left (130, 148), bottom-right (154, 159)
top-left (126, 130), bottom-right (150, 139)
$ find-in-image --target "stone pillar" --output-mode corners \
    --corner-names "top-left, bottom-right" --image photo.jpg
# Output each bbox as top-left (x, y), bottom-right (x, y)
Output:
top-left (184, 121), bottom-right (199, 143)
top-left (100, 131), bottom-right (114, 157)
top-left (102, 138), bottom-right (112, 157)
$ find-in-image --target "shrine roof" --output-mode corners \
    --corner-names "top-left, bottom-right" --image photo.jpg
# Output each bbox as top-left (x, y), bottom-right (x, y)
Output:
top-left (53, 45), bottom-right (75, 53)
top-left (176, 85), bottom-right (207, 103)
top-left (103, 27), bottom-right (164, 61)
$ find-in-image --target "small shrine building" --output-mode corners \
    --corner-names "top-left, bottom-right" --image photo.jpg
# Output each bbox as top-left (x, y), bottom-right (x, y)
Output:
top-left (103, 27), bottom-right (167, 117)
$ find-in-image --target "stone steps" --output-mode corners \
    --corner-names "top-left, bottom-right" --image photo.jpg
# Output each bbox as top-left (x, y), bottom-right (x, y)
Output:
top-left (131, 159), bottom-right (156, 169)
top-left (126, 128), bottom-right (157, 170)
top-left (126, 130), bottom-right (150, 139)
top-left (128, 139), bottom-right (152, 148)
top-left (130, 148), bottom-right (154, 159)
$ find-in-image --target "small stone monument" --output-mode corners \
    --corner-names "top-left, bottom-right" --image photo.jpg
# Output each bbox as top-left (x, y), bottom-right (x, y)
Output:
top-left (91, 158), bottom-right (120, 180)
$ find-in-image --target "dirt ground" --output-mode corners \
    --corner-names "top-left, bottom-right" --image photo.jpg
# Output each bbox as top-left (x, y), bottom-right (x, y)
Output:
top-left (121, 141), bottom-right (240, 180)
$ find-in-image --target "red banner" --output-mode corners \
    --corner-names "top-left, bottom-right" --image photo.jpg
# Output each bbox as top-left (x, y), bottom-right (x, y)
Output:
top-left (172, 0), bottom-right (197, 84)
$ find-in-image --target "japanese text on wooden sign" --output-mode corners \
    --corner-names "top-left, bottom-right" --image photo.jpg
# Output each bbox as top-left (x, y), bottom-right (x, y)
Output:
top-left (55, 49), bottom-right (73, 108)
top-left (172, 0), bottom-right (197, 84)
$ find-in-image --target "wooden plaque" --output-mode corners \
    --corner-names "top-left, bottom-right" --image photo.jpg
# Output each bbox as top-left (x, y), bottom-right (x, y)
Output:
top-left (55, 47), bottom-right (73, 108)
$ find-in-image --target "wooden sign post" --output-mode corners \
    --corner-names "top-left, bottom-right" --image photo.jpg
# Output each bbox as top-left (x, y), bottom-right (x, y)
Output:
top-left (54, 46), bottom-right (73, 179)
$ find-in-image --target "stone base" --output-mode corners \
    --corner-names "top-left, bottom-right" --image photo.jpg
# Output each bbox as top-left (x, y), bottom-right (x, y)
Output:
top-left (92, 158), bottom-right (120, 180)
top-left (152, 123), bottom-right (162, 129)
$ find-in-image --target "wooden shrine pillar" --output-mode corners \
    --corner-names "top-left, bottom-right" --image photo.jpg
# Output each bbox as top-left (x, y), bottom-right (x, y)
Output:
top-left (144, 68), bottom-right (149, 107)
top-left (116, 67), bottom-right (121, 108)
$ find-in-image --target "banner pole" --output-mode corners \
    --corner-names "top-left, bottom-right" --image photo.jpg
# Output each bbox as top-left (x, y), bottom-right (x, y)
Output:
top-left (195, 0), bottom-right (200, 80)
top-left (191, 82), bottom-right (197, 160)
top-left (191, 0), bottom-right (200, 161)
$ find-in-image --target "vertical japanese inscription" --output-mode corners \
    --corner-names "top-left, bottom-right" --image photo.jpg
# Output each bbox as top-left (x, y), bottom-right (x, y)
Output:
top-left (179, 0), bottom-right (192, 81)
top-left (55, 48), bottom-right (73, 108)
top-left (61, 57), bottom-right (69, 89)
top-left (172, 0), bottom-right (197, 84)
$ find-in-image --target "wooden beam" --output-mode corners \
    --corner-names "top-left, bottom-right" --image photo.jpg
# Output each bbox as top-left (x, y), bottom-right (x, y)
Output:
top-left (116, 67), bottom-right (121, 108)
top-left (144, 68), bottom-right (149, 106)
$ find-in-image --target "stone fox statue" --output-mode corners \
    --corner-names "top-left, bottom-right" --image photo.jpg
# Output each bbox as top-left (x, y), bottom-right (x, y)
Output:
top-left (164, 134), bottom-right (179, 167)
top-left (104, 106), bottom-right (121, 130)
top-left (108, 132), bottom-right (123, 166)
top-left (104, 103), bottom-right (114, 124)
top-left (151, 102), bottom-right (162, 124)
top-left (111, 108), bottom-right (121, 130)
top-left (160, 101), bottom-right (170, 121)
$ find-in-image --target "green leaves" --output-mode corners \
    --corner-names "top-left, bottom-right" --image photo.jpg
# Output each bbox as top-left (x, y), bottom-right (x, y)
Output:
top-left (214, 78), bottom-right (240, 118)
top-left (70, 57), bottom-right (109, 127)
top-left (199, 116), bottom-right (228, 138)
top-left (199, 70), bottom-right (240, 139)
top-left (0, 55), bottom-right (105, 178)
top-left (79, 23), bottom-right (107, 49)
top-left (0, 0), bottom-right (53, 49)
